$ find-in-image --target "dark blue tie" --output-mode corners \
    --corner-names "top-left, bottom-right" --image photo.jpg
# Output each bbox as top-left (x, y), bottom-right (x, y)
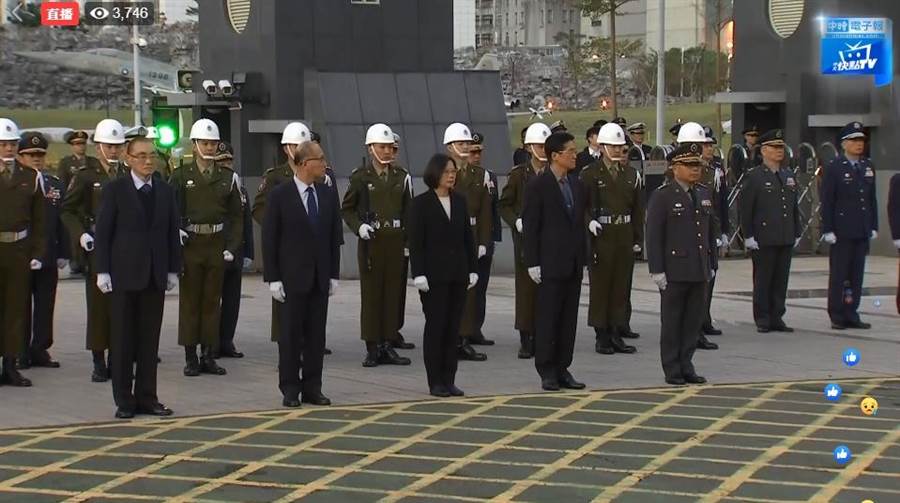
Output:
top-left (306, 186), bottom-right (319, 226)
top-left (560, 177), bottom-right (574, 216)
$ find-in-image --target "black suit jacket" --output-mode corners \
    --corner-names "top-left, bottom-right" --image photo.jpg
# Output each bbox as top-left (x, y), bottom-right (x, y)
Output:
top-left (522, 169), bottom-right (587, 279)
top-left (576, 147), bottom-right (601, 171)
top-left (889, 173), bottom-right (900, 241)
top-left (262, 179), bottom-right (341, 294)
top-left (408, 190), bottom-right (477, 283)
top-left (94, 176), bottom-right (182, 291)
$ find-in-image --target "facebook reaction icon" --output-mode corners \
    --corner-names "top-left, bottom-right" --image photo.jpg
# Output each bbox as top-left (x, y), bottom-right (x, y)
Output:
top-left (824, 383), bottom-right (842, 402)
top-left (842, 348), bottom-right (860, 367)
top-left (833, 445), bottom-right (852, 465)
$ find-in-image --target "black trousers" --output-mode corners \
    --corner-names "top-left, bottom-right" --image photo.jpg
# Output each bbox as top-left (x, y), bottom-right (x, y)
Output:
top-left (827, 238), bottom-right (868, 324)
top-left (277, 283), bottom-right (327, 399)
top-left (219, 265), bottom-right (242, 349)
top-left (473, 254), bottom-right (493, 334)
top-left (24, 266), bottom-right (59, 357)
top-left (420, 281), bottom-right (466, 389)
top-left (109, 284), bottom-right (165, 411)
top-left (702, 273), bottom-right (717, 329)
top-left (750, 245), bottom-right (793, 328)
top-left (534, 273), bottom-right (582, 381)
top-left (660, 281), bottom-right (705, 379)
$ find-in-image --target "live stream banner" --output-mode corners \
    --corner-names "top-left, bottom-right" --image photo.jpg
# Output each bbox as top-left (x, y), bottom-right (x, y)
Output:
top-left (821, 17), bottom-right (893, 87)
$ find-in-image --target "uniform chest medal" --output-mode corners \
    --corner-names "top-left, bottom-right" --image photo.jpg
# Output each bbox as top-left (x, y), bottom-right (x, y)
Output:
top-left (701, 199), bottom-right (712, 208)
top-left (597, 179), bottom-right (606, 188)
top-left (93, 182), bottom-right (102, 188)
top-left (45, 188), bottom-right (62, 203)
top-left (367, 183), bottom-right (375, 191)
top-left (186, 180), bottom-right (195, 189)
top-left (865, 167), bottom-right (874, 177)
top-left (764, 181), bottom-right (773, 188)
top-left (785, 177), bottom-right (796, 187)
top-left (844, 173), bottom-right (851, 179)
top-left (673, 202), bottom-right (684, 214)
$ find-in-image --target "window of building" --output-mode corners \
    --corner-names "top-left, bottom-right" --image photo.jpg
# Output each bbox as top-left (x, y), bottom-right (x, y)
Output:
top-left (547, 9), bottom-right (552, 23)
top-left (562, 9), bottom-right (567, 23)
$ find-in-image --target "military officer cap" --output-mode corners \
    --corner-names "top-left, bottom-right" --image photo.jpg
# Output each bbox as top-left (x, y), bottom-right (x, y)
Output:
top-left (703, 125), bottom-right (717, 144)
top-left (666, 143), bottom-right (703, 164)
top-left (214, 141), bottom-right (233, 160)
top-left (64, 130), bottom-right (89, 144)
top-left (669, 119), bottom-right (683, 136)
top-left (310, 130), bottom-right (322, 143)
top-left (742, 124), bottom-right (760, 135)
top-left (18, 131), bottom-right (48, 154)
top-left (612, 116), bottom-right (627, 127)
top-left (839, 121), bottom-right (866, 140)
top-left (592, 119), bottom-right (608, 128)
top-left (550, 120), bottom-right (567, 133)
top-left (470, 132), bottom-right (484, 151)
top-left (759, 129), bottom-right (786, 147)
top-left (626, 122), bottom-right (646, 133)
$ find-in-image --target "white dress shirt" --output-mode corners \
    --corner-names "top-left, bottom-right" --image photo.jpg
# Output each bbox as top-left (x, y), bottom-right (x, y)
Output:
top-left (131, 171), bottom-right (153, 191)
top-left (293, 176), bottom-right (317, 214)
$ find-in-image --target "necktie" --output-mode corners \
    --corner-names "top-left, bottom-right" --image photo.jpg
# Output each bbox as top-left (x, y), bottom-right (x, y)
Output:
top-left (140, 184), bottom-right (152, 194)
top-left (306, 186), bottom-right (319, 225)
top-left (688, 187), bottom-right (699, 208)
top-left (560, 177), bottom-right (574, 216)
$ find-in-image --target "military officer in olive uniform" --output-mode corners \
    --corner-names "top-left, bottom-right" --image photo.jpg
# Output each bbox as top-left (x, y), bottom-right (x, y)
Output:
top-left (820, 122), bottom-right (879, 330)
top-left (740, 129), bottom-right (801, 333)
top-left (18, 132), bottom-right (69, 370)
top-left (581, 123), bottom-right (642, 355)
top-left (443, 123), bottom-right (493, 360)
top-left (0, 118), bottom-right (46, 387)
top-left (169, 118), bottom-right (243, 376)
top-left (61, 119), bottom-right (128, 382)
top-left (467, 133), bottom-right (502, 345)
top-left (341, 123), bottom-right (412, 368)
top-left (646, 143), bottom-right (716, 386)
top-left (58, 130), bottom-right (92, 274)
top-left (499, 122), bottom-right (551, 359)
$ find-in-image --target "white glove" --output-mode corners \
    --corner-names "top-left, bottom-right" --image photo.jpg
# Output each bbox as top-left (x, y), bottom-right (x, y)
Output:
top-left (242, 257), bottom-right (252, 269)
top-left (468, 272), bottom-right (479, 289)
top-left (794, 237), bottom-right (802, 248)
top-left (588, 220), bottom-right (602, 237)
top-left (515, 218), bottom-right (523, 233)
top-left (166, 273), bottom-right (178, 291)
top-left (870, 230), bottom-right (878, 240)
top-left (80, 233), bottom-right (94, 252)
top-left (745, 236), bottom-right (760, 250)
top-left (477, 245), bottom-right (487, 258)
top-left (269, 281), bottom-right (286, 303)
top-left (528, 266), bottom-right (542, 284)
top-left (56, 258), bottom-right (69, 269)
top-left (223, 251), bottom-right (234, 262)
top-left (894, 239), bottom-right (900, 249)
top-left (413, 275), bottom-right (430, 292)
top-left (822, 232), bottom-right (837, 244)
top-left (329, 279), bottom-right (339, 296)
top-left (358, 223), bottom-right (375, 240)
top-left (632, 244), bottom-right (642, 253)
top-left (179, 229), bottom-right (188, 246)
top-left (29, 259), bottom-right (42, 270)
top-left (651, 272), bottom-right (667, 291)
top-left (404, 247), bottom-right (409, 257)
top-left (96, 273), bottom-right (112, 293)
top-left (720, 234), bottom-right (729, 248)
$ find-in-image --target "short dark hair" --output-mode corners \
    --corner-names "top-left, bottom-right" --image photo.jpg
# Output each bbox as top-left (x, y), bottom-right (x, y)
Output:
top-left (585, 126), bottom-right (601, 140)
top-left (545, 132), bottom-right (574, 161)
top-left (423, 153), bottom-right (455, 190)
top-left (520, 126), bottom-right (529, 142)
top-left (592, 119), bottom-right (608, 128)
top-left (126, 136), bottom-right (154, 155)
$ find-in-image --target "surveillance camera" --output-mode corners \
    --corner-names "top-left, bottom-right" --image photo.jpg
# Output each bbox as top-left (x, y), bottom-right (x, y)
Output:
top-left (202, 79), bottom-right (218, 96)
top-left (218, 79), bottom-right (234, 97)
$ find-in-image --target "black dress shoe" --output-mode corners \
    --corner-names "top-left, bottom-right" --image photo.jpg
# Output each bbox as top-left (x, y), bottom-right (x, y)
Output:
top-left (696, 335), bottom-right (719, 350)
top-left (830, 322), bottom-right (847, 330)
top-left (137, 403), bottom-right (174, 416)
top-left (219, 347), bottom-right (244, 358)
top-left (92, 361), bottom-right (110, 382)
top-left (391, 339), bottom-right (416, 350)
top-left (702, 325), bottom-right (723, 336)
top-left (595, 334), bottom-right (615, 354)
top-left (559, 374), bottom-right (586, 390)
top-left (684, 374), bottom-right (707, 384)
top-left (447, 384), bottom-right (465, 397)
top-left (430, 385), bottom-right (451, 397)
top-left (457, 343), bottom-right (487, 362)
top-left (757, 326), bottom-right (771, 333)
top-left (771, 324), bottom-right (794, 333)
top-left (665, 376), bottom-right (686, 386)
top-left (362, 350), bottom-right (379, 367)
top-left (115, 408), bottom-right (135, 419)
top-left (541, 378), bottom-right (560, 391)
top-left (282, 397), bottom-right (301, 408)
top-left (199, 356), bottom-right (227, 375)
top-left (324, 348), bottom-right (333, 355)
top-left (1, 370), bottom-right (32, 387)
top-left (619, 328), bottom-right (641, 339)
top-left (846, 320), bottom-right (871, 329)
top-left (468, 333), bottom-right (495, 346)
top-left (301, 393), bottom-right (332, 406)
top-left (183, 361), bottom-right (201, 376)
top-left (378, 345), bottom-right (412, 365)
top-left (610, 336), bottom-right (637, 354)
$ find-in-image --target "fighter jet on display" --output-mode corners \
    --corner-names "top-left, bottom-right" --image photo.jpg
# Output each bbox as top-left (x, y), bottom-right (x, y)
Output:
top-left (14, 48), bottom-right (179, 93)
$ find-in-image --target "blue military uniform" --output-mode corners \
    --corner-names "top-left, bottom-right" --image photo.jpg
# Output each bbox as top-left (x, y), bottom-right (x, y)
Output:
top-left (820, 122), bottom-right (878, 329)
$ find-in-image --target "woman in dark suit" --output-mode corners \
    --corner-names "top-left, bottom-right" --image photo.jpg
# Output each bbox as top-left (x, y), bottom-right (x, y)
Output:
top-left (408, 154), bottom-right (478, 397)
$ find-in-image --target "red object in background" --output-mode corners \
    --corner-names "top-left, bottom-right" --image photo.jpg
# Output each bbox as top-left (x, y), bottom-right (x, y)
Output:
top-left (41, 2), bottom-right (80, 26)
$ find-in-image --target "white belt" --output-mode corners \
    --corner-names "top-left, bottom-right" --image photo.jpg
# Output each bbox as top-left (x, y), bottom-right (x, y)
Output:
top-left (0, 229), bottom-right (28, 243)
top-left (187, 223), bottom-right (224, 234)
top-left (597, 215), bottom-right (631, 225)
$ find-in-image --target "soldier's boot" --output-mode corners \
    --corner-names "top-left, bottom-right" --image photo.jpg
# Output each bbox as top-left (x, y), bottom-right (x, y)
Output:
top-left (391, 333), bottom-right (415, 350)
top-left (91, 350), bottom-right (110, 382)
top-left (15, 353), bottom-right (31, 370)
top-left (468, 333), bottom-right (495, 346)
top-left (183, 346), bottom-right (201, 377)
top-left (362, 342), bottom-right (380, 368)
top-left (594, 328), bottom-right (615, 355)
top-left (517, 332), bottom-right (534, 359)
top-left (696, 333), bottom-right (719, 350)
top-left (619, 325), bottom-right (641, 339)
top-left (457, 341), bottom-right (487, 361)
top-left (610, 332), bottom-right (637, 354)
top-left (2, 357), bottom-right (32, 387)
top-left (199, 346), bottom-right (227, 375)
top-left (378, 343), bottom-right (412, 365)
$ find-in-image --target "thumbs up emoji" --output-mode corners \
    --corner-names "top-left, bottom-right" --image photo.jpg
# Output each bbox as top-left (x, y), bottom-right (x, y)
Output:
top-left (833, 445), bottom-right (852, 465)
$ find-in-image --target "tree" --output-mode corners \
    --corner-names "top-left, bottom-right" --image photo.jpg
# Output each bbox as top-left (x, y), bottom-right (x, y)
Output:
top-left (553, 31), bottom-right (589, 108)
top-left (186, 0), bottom-right (199, 18)
top-left (630, 50), bottom-right (658, 106)
top-left (580, 0), bottom-right (636, 116)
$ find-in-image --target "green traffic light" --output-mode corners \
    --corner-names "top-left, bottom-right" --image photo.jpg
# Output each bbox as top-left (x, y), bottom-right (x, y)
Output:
top-left (157, 124), bottom-right (178, 148)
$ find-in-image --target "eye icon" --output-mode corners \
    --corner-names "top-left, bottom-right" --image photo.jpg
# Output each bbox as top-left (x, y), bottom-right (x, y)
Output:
top-left (89, 6), bottom-right (110, 20)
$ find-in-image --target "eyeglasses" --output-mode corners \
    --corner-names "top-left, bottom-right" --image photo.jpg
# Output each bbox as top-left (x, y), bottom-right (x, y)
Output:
top-left (129, 153), bottom-right (159, 163)
top-left (303, 156), bottom-right (326, 164)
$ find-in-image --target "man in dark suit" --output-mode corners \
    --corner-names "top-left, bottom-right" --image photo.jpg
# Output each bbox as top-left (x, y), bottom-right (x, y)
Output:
top-left (94, 136), bottom-right (181, 419)
top-left (576, 126), bottom-right (602, 171)
top-left (263, 141), bottom-right (342, 408)
top-left (523, 131), bottom-right (587, 392)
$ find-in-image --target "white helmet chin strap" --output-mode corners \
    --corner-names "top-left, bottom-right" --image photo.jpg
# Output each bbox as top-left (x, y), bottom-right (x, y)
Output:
top-left (369, 145), bottom-right (393, 166)
top-left (451, 143), bottom-right (469, 159)
top-left (602, 145), bottom-right (624, 163)
top-left (529, 145), bottom-right (547, 163)
top-left (193, 140), bottom-right (216, 161)
top-left (97, 143), bottom-right (120, 169)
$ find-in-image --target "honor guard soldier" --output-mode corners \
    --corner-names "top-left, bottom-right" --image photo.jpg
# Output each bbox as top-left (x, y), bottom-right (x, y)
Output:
top-left (646, 143), bottom-right (716, 386)
top-left (581, 123), bottom-right (642, 355)
top-left (169, 118), bottom-right (243, 376)
top-left (699, 126), bottom-right (729, 342)
top-left (19, 132), bottom-right (68, 370)
top-left (820, 122), bottom-right (878, 330)
top-left (61, 119), bottom-right (128, 382)
top-left (214, 141), bottom-right (252, 358)
top-left (0, 118), bottom-right (46, 386)
top-left (58, 130), bottom-right (91, 274)
top-left (443, 123), bottom-right (493, 360)
top-left (499, 122), bottom-right (551, 358)
top-left (740, 129), bottom-right (801, 333)
top-left (627, 123), bottom-right (653, 161)
top-left (341, 123), bottom-right (413, 368)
